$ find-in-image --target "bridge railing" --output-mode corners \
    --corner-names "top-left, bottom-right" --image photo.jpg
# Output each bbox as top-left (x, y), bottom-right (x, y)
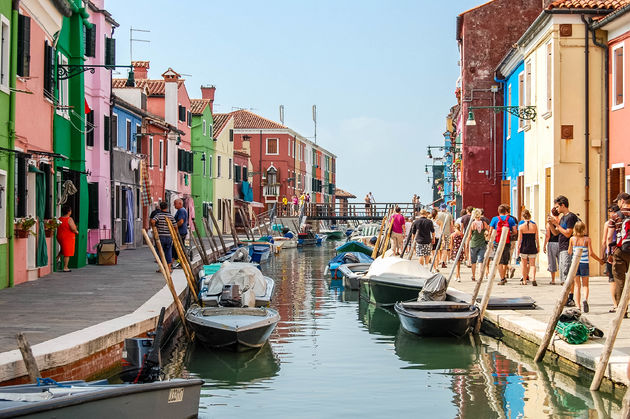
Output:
top-left (299, 202), bottom-right (417, 221)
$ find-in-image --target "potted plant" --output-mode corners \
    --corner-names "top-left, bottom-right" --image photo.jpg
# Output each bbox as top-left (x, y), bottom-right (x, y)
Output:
top-left (44, 218), bottom-right (61, 238)
top-left (14, 216), bottom-right (37, 238)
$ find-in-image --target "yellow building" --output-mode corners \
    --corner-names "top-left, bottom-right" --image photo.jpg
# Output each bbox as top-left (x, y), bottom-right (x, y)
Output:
top-left (212, 116), bottom-right (235, 233)
top-left (511, 7), bottom-right (607, 272)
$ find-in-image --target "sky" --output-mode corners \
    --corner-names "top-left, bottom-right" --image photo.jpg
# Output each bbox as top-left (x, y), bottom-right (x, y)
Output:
top-left (106, 0), bottom-right (483, 204)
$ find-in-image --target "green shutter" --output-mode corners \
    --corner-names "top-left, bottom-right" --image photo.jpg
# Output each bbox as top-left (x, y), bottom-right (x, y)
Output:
top-left (17, 14), bottom-right (30, 77)
top-left (85, 25), bottom-right (96, 58)
top-left (104, 115), bottom-right (110, 151)
top-left (105, 37), bottom-right (116, 68)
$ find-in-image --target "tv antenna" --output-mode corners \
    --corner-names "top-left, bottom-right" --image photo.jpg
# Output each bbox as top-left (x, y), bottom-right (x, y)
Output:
top-left (312, 105), bottom-right (317, 144)
top-left (279, 105), bottom-right (285, 125)
top-left (130, 27), bottom-right (150, 62)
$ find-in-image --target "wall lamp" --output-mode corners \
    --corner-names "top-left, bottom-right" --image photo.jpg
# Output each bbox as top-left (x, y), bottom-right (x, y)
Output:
top-left (58, 64), bottom-right (135, 86)
top-left (466, 105), bottom-right (537, 126)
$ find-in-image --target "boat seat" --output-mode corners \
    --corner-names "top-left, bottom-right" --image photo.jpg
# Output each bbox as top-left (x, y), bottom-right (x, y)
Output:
top-left (400, 301), bottom-right (474, 312)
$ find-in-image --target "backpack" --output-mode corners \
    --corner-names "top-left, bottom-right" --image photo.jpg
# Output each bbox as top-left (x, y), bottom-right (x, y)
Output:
top-left (616, 211), bottom-right (630, 253)
top-left (495, 215), bottom-right (511, 243)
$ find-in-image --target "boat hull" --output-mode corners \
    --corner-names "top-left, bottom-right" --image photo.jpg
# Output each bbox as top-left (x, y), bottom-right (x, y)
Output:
top-left (186, 307), bottom-right (280, 352)
top-left (367, 276), bottom-right (424, 307)
top-left (249, 244), bottom-right (271, 263)
top-left (322, 231), bottom-right (344, 240)
top-left (0, 379), bottom-right (203, 419)
top-left (394, 302), bottom-right (479, 338)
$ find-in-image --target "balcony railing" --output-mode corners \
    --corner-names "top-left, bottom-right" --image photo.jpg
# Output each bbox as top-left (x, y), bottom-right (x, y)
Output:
top-left (263, 184), bottom-right (280, 197)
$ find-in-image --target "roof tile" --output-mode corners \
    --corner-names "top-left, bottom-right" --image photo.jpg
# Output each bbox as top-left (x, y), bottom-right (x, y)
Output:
top-left (190, 99), bottom-right (210, 115)
top-left (112, 78), bottom-right (185, 96)
top-left (226, 110), bottom-right (286, 130)
top-left (212, 114), bottom-right (233, 139)
top-left (548, 0), bottom-right (630, 9)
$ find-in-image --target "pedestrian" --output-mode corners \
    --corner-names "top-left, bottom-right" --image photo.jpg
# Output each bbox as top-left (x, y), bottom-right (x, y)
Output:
top-left (430, 208), bottom-right (442, 271)
top-left (364, 193), bottom-right (371, 217)
top-left (173, 198), bottom-right (188, 262)
top-left (459, 206), bottom-right (473, 267)
top-left (449, 224), bottom-right (465, 281)
top-left (389, 206), bottom-right (406, 256)
top-left (606, 192), bottom-right (630, 312)
top-left (411, 209), bottom-right (435, 266)
top-left (436, 204), bottom-right (453, 268)
top-left (56, 204), bottom-right (78, 272)
top-left (517, 209), bottom-right (539, 286)
top-left (543, 206), bottom-right (561, 285)
top-left (506, 206), bottom-right (519, 279)
top-left (466, 209), bottom-right (488, 282)
top-left (149, 202), bottom-right (160, 220)
top-left (548, 195), bottom-right (579, 306)
top-left (568, 221), bottom-right (604, 312)
top-left (292, 195), bottom-right (298, 215)
top-left (151, 201), bottom-right (177, 272)
top-left (455, 209), bottom-right (466, 229)
top-left (489, 204), bottom-right (517, 285)
top-left (602, 204), bottom-right (620, 311)
top-left (282, 196), bottom-right (288, 216)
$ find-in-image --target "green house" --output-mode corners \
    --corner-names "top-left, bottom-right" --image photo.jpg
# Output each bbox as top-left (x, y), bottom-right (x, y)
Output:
top-left (190, 97), bottom-right (214, 236)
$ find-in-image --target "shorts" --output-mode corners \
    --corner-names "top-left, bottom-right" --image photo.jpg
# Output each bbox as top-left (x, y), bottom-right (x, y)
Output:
top-left (576, 262), bottom-right (589, 277)
top-left (470, 245), bottom-right (486, 264)
top-left (559, 250), bottom-right (571, 283)
top-left (547, 242), bottom-right (559, 273)
top-left (416, 243), bottom-right (432, 257)
top-left (520, 253), bottom-right (537, 260)
top-left (432, 238), bottom-right (440, 250)
top-left (493, 242), bottom-right (511, 265)
top-left (606, 262), bottom-right (614, 282)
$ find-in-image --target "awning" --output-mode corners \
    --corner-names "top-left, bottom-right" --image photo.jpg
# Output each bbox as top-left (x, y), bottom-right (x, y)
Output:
top-left (235, 198), bottom-right (264, 208)
top-left (250, 201), bottom-right (264, 208)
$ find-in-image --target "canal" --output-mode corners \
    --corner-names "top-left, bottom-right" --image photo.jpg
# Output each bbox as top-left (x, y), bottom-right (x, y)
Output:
top-left (163, 242), bottom-right (623, 418)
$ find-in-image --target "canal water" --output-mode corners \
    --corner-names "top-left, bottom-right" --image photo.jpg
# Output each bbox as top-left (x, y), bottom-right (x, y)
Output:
top-left (163, 242), bottom-right (623, 418)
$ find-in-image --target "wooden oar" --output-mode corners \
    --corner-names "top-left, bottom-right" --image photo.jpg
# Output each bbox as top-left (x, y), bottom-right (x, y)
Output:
top-left (371, 216), bottom-right (387, 259)
top-left (191, 219), bottom-right (210, 265)
top-left (167, 220), bottom-right (199, 301)
top-left (223, 200), bottom-right (240, 246)
top-left (144, 228), bottom-right (191, 339)
top-left (202, 216), bottom-right (220, 257)
top-left (380, 217), bottom-right (394, 259)
top-left (208, 207), bottom-right (228, 253)
top-left (190, 224), bottom-right (209, 265)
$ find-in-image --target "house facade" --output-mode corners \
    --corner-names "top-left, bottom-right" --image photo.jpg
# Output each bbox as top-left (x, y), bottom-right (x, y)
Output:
top-left (190, 91), bottom-right (214, 236)
top-left (212, 115), bottom-right (235, 232)
top-left (456, 0), bottom-right (541, 213)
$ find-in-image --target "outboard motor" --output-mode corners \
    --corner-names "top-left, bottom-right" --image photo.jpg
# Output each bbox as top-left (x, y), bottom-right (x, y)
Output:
top-left (120, 307), bottom-right (165, 383)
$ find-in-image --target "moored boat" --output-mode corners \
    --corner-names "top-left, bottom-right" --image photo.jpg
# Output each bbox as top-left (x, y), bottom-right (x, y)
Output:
top-left (186, 305), bottom-right (280, 351)
top-left (297, 231), bottom-right (322, 246)
top-left (320, 230), bottom-right (345, 240)
top-left (394, 301), bottom-right (479, 338)
top-left (327, 252), bottom-right (373, 279)
top-left (199, 262), bottom-right (275, 307)
top-left (248, 242), bottom-right (272, 263)
top-left (337, 263), bottom-right (371, 290)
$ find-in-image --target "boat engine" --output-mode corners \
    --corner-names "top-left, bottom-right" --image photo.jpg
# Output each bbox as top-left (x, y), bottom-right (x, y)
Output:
top-left (120, 307), bottom-right (165, 383)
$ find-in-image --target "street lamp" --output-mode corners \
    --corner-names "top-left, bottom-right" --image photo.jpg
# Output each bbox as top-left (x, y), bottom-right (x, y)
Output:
top-left (466, 105), bottom-right (537, 126)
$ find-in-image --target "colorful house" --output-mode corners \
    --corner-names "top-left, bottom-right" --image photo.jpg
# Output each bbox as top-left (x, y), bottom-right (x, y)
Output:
top-left (84, 0), bottom-right (117, 255)
top-left (190, 87), bottom-right (215, 235)
top-left (211, 113), bottom-right (235, 232)
top-left (53, 0), bottom-right (92, 270)
top-left (595, 4), bottom-right (630, 200)
top-left (497, 55), bottom-right (526, 218)
top-left (12, 0), bottom-right (66, 285)
top-left (456, 0), bottom-right (541, 213)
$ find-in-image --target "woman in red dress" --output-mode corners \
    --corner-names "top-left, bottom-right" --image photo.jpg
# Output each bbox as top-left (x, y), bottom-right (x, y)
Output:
top-left (56, 204), bottom-right (78, 272)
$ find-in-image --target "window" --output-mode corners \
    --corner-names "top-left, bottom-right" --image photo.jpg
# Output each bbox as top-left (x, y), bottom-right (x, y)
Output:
top-left (149, 136), bottom-right (154, 167)
top-left (525, 60), bottom-right (532, 128)
top-left (111, 114), bottom-right (118, 147)
top-left (208, 155), bottom-right (213, 178)
top-left (546, 42), bottom-right (552, 113)
top-left (56, 53), bottom-right (69, 118)
top-left (43, 41), bottom-right (54, 99)
top-left (17, 14), bottom-right (30, 77)
top-left (288, 138), bottom-right (291, 156)
top-left (242, 166), bottom-right (247, 181)
top-left (203, 120), bottom-right (206, 135)
top-left (178, 105), bottom-right (186, 122)
top-left (229, 158), bottom-right (232, 179)
top-left (234, 164), bottom-right (241, 182)
top-left (0, 16), bottom-right (9, 91)
top-left (104, 115), bottom-right (110, 151)
top-left (187, 110), bottom-right (191, 127)
top-left (506, 84), bottom-right (512, 138)
top-left (209, 124), bottom-right (213, 139)
top-left (217, 198), bottom-right (222, 221)
top-left (217, 155), bottom-right (222, 177)
top-left (518, 71), bottom-right (525, 130)
top-left (126, 119), bottom-right (132, 150)
top-left (87, 182), bottom-right (99, 229)
top-left (159, 140), bottom-right (163, 170)
top-left (203, 154), bottom-right (206, 177)
top-left (614, 44), bottom-right (624, 109)
top-left (136, 123), bottom-right (141, 153)
top-left (15, 156), bottom-right (26, 217)
top-left (229, 129), bottom-right (233, 142)
top-left (86, 110), bottom-right (94, 147)
top-left (84, 23), bottom-right (95, 58)
top-left (266, 138), bottom-right (278, 155)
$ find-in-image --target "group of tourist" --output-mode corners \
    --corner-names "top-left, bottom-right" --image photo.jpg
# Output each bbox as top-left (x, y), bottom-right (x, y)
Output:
top-left (150, 199), bottom-right (189, 273)
top-left (400, 192), bottom-right (630, 314)
top-left (281, 192), bottom-right (311, 216)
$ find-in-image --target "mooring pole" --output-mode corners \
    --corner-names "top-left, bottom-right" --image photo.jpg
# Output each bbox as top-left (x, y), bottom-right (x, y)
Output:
top-left (474, 227), bottom-right (508, 334)
top-left (470, 229), bottom-right (497, 305)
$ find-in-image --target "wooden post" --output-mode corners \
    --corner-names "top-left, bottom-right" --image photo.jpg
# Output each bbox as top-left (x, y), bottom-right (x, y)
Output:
top-left (446, 216), bottom-right (474, 287)
top-left (166, 220), bottom-right (199, 301)
top-left (590, 266), bottom-right (630, 390)
top-left (371, 216), bottom-right (387, 259)
top-left (470, 230), bottom-right (497, 305)
top-left (143, 229), bottom-right (191, 339)
top-left (533, 247), bottom-right (583, 362)
top-left (380, 218), bottom-right (394, 259)
top-left (16, 333), bottom-right (40, 383)
top-left (208, 207), bottom-right (228, 252)
top-left (408, 241), bottom-right (416, 261)
top-left (191, 219), bottom-right (210, 265)
top-left (202, 216), bottom-right (220, 257)
top-left (400, 228), bottom-right (413, 259)
top-left (242, 207), bottom-right (256, 240)
top-left (189, 228), bottom-right (208, 265)
top-left (474, 227), bottom-right (508, 334)
top-left (224, 200), bottom-right (240, 246)
top-left (429, 233), bottom-right (443, 273)
top-left (237, 207), bottom-right (253, 240)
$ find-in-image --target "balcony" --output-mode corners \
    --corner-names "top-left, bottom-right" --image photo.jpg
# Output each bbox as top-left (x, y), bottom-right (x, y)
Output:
top-left (263, 184), bottom-right (280, 197)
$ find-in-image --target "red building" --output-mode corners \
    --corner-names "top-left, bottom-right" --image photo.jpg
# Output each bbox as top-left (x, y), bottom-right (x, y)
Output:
top-left (456, 0), bottom-right (541, 212)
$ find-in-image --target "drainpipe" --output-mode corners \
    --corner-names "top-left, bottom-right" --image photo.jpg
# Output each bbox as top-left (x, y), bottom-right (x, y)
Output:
top-left (582, 15), bottom-right (590, 230)
top-left (589, 20), bottom-right (609, 217)
top-left (8, 0), bottom-right (19, 286)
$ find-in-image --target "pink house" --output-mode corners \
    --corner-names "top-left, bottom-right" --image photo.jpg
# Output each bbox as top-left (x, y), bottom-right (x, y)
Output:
top-left (13, 0), bottom-right (65, 284)
top-left (84, 0), bottom-right (118, 254)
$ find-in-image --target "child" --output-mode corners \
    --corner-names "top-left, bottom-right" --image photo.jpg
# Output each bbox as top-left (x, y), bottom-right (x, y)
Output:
top-left (449, 224), bottom-right (465, 282)
top-left (568, 221), bottom-right (604, 313)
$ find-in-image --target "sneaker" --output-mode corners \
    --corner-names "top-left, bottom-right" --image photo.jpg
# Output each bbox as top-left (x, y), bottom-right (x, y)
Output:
top-left (565, 299), bottom-right (576, 307)
top-left (456, 277), bottom-right (461, 282)
top-left (509, 267), bottom-right (515, 278)
top-left (583, 300), bottom-right (589, 313)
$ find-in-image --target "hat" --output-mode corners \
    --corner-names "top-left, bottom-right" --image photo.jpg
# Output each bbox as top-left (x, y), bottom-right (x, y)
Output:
top-left (616, 192), bottom-right (630, 202)
top-left (439, 204), bottom-right (447, 210)
top-left (419, 209), bottom-right (429, 216)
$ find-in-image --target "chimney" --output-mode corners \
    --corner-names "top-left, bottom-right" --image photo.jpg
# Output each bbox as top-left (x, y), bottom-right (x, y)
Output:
top-left (132, 60), bottom-right (150, 80)
top-left (201, 85), bottom-right (216, 112)
top-left (162, 68), bottom-right (181, 126)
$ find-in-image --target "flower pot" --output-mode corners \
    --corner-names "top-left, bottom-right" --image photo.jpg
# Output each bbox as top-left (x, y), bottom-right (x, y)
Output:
top-left (45, 230), bottom-right (53, 238)
top-left (15, 228), bottom-right (29, 239)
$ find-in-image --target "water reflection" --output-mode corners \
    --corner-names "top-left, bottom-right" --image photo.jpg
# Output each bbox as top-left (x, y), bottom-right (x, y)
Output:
top-left (160, 242), bottom-right (624, 418)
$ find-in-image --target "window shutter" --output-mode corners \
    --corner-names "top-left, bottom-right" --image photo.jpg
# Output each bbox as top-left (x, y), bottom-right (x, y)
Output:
top-left (234, 165), bottom-right (240, 182)
top-left (43, 41), bottom-right (53, 98)
top-left (178, 106), bottom-right (186, 122)
top-left (104, 115), bottom-right (110, 151)
top-left (104, 37), bottom-right (116, 68)
top-left (87, 183), bottom-right (99, 229)
top-left (242, 167), bottom-right (247, 181)
top-left (187, 110), bottom-right (191, 127)
top-left (177, 149), bottom-right (183, 171)
top-left (187, 151), bottom-right (193, 173)
top-left (85, 25), bottom-right (96, 57)
top-left (17, 14), bottom-right (30, 77)
top-left (15, 156), bottom-right (27, 218)
top-left (86, 110), bottom-right (94, 146)
top-left (229, 129), bottom-right (234, 142)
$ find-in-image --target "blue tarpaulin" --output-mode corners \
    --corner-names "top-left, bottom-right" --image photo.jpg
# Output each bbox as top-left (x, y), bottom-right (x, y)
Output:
top-left (125, 188), bottom-right (134, 244)
top-left (242, 181), bottom-right (253, 202)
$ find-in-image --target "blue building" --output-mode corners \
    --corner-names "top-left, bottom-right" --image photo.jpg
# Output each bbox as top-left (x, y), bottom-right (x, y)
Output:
top-left (498, 51), bottom-right (525, 218)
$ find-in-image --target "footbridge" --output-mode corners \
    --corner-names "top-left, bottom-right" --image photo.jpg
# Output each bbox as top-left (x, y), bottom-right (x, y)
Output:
top-left (275, 202), bottom-right (417, 223)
